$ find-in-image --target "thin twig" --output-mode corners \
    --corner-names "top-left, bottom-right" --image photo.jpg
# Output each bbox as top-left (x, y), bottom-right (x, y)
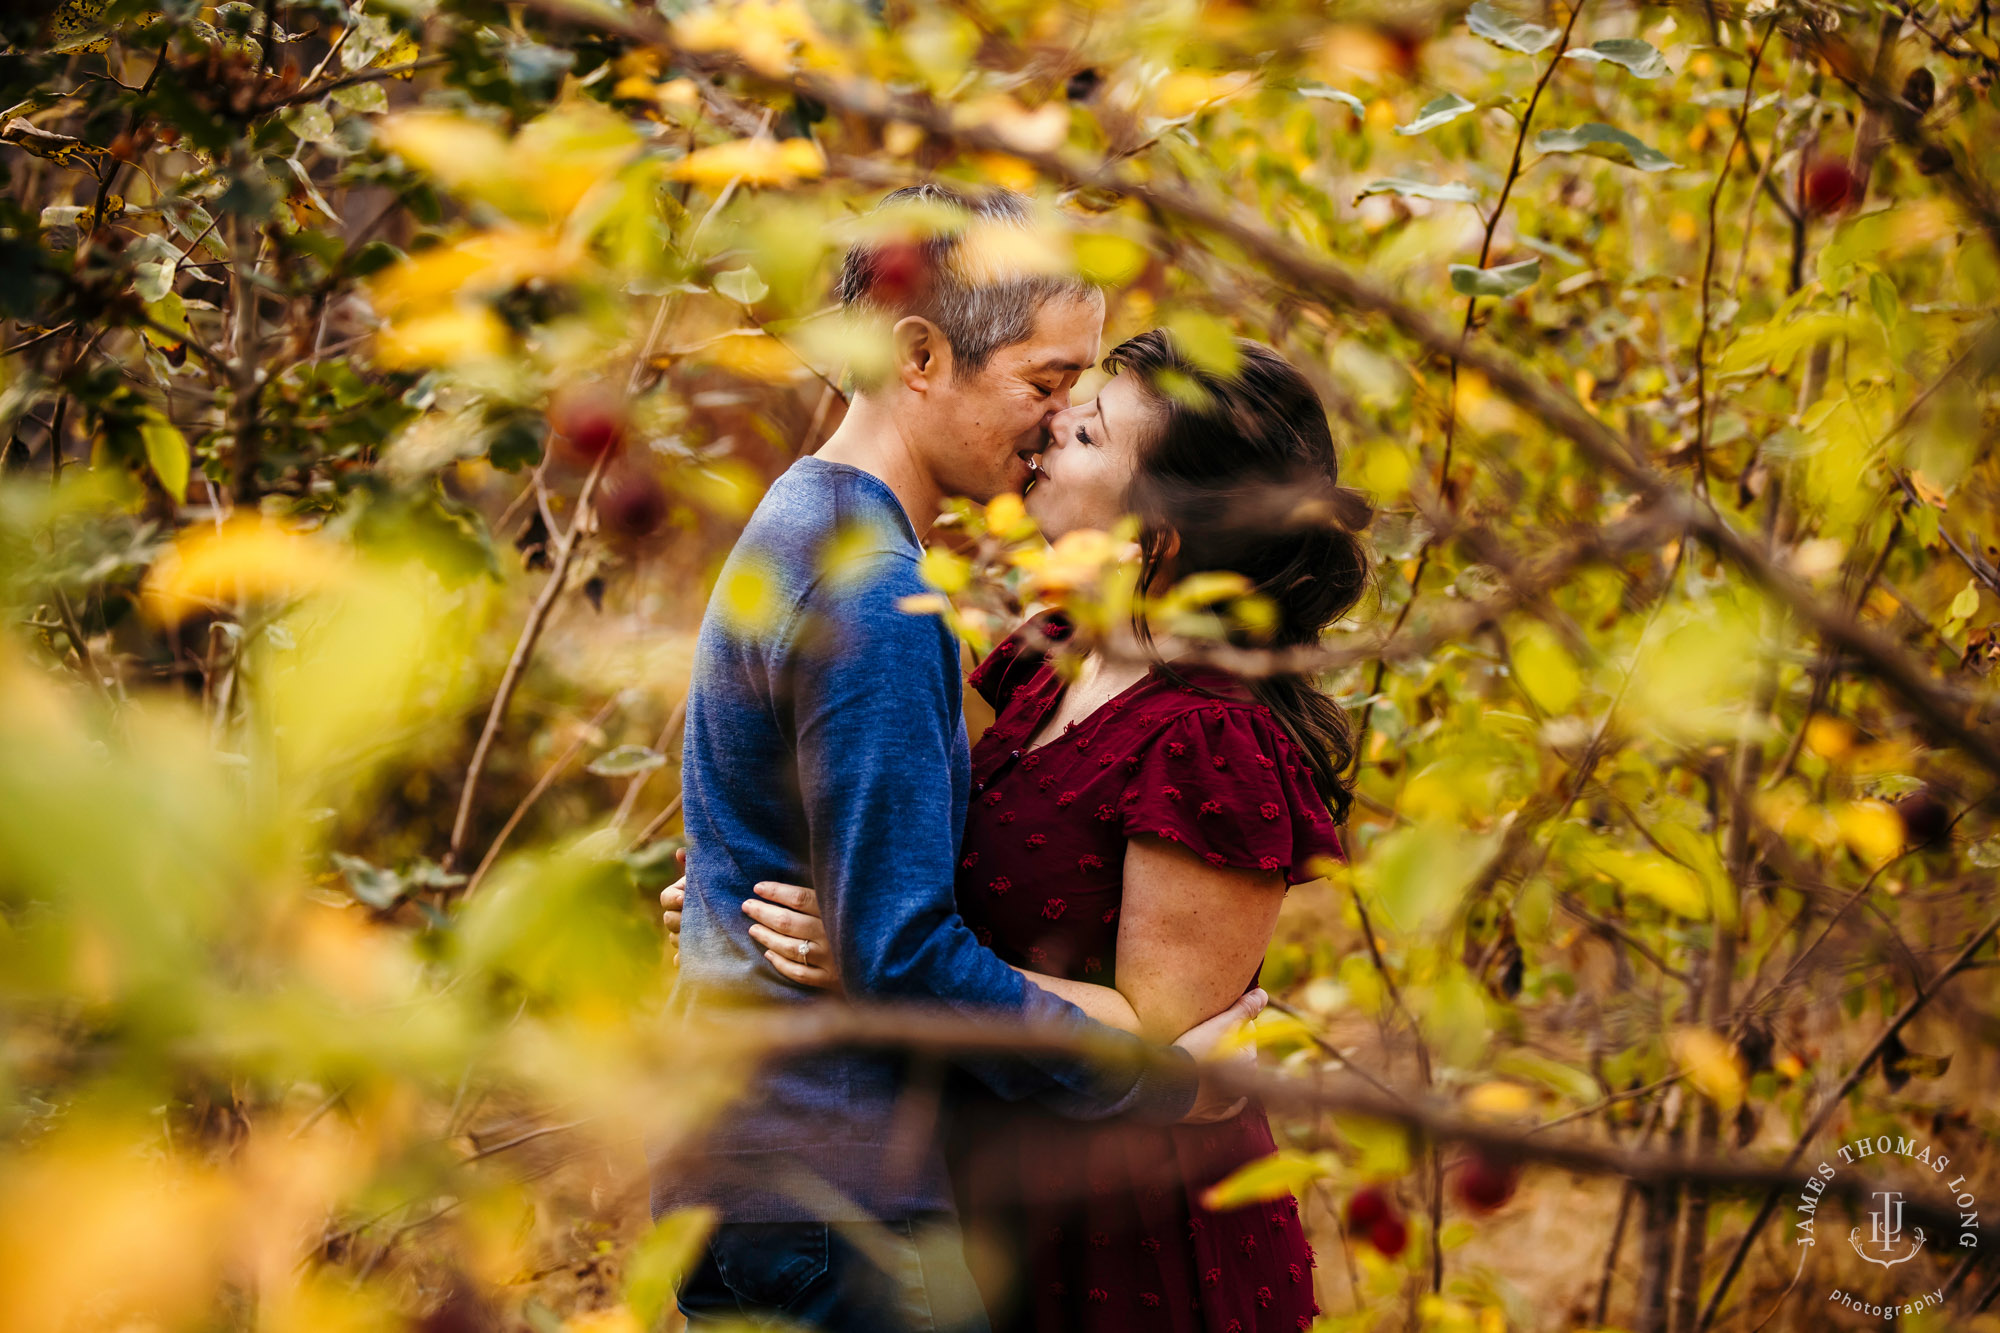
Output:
top-left (463, 695), bottom-right (623, 896)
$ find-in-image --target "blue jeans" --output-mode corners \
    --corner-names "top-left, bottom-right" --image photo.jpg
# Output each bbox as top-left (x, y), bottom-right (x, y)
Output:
top-left (678, 1215), bottom-right (991, 1333)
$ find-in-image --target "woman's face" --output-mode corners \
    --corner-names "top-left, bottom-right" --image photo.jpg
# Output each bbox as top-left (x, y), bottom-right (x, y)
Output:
top-left (1024, 372), bottom-right (1163, 541)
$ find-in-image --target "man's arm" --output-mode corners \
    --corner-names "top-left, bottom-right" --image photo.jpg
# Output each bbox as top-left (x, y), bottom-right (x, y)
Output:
top-left (787, 566), bottom-right (1196, 1121)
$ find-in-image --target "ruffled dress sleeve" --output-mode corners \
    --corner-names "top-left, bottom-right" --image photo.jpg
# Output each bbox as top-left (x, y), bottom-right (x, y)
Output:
top-left (967, 610), bottom-right (1068, 712)
top-left (1118, 702), bottom-right (1345, 884)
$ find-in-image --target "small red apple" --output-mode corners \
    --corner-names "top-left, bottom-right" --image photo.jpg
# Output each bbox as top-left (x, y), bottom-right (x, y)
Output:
top-left (597, 464), bottom-right (667, 541)
top-left (868, 239), bottom-right (927, 308)
top-left (1452, 1153), bottom-right (1520, 1213)
top-left (549, 384), bottom-right (627, 464)
top-left (1344, 1186), bottom-right (1390, 1232)
top-left (1367, 1213), bottom-right (1408, 1258)
top-left (1802, 158), bottom-right (1857, 215)
top-left (1894, 788), bottom-right (1950, 848)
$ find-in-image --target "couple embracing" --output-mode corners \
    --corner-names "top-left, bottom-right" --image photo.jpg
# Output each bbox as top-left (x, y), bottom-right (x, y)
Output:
top-left (655, 183), bottom-right (1371, 1333)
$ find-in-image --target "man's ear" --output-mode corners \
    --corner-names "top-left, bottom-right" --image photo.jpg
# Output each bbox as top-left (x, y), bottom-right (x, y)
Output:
top-left (893, 315), bottom-right (951, 393)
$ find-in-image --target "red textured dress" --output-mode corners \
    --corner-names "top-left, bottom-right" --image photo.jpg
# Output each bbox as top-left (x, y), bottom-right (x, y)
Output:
top-left (944, 616), bottom-right (1344, 1333)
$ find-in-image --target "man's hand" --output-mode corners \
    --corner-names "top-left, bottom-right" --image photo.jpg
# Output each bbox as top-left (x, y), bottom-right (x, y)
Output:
top-left (1171, 987), bottom-right (1267, 1124)
top-left (659, 848), bottom-right (687, 963)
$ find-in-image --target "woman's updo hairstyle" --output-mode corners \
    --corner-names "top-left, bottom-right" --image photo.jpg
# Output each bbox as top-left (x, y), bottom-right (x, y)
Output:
top-left (1104, 328), bottom-right (1373, 822)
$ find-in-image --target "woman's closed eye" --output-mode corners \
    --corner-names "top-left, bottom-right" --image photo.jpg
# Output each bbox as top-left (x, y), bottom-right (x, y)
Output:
top-left (1075, 424), bottom-right (1095, 447)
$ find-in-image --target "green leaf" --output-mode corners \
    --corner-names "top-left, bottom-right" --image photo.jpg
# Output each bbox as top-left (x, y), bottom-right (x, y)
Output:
top-left (1356, 177), bottom-right (1479, 204)
top-left (1950, 581), bottom-right (1981, 621)
top-left (1494, 1050), bottom-right (1600, 1104)
top-left (1449, 257), bottom-right (1541, 297)
top-left (1201, 1150), bottom-right (1332, 1210)
top-left (142, 292), bottom-right (190, 349)
top-left (1467, 1), bottom-right (1561, 53)
top-left (1297, 83), bottom-right (1366, 115)
top-left (406, 858), bottom-right (468, 891)
top-left (586, 745), bottom-right (666, 778)
top-left (163, 200), bottom-right (229, 263)
top-left (625, 1207), bottom-right (717, 1331)
top-left (1717, 313), bottom-right (1872, 374)
top-left (283, 102), bottom-right (337, 144)
top-left (1164, 310), bottom-right (1241, 377)
top-left (1395, 93), bottom-right (1476, 135)
top-left (713, 265), bottom-right (770, 305)
top-left (1360, 822), bottom-right (1501, 935)
top-left (1534, 122), bottom-right (1677, 172)
top-left (331, 82), bottom-right (388, 114)
top-left (331, 852), bottom-right (408, 909)
top-left (134, 258), bottom-right (176, 304)
top-left (1510, 621), bottom-right (1581, 711)
top-left (1331, 1113), bottom-right (1413, 1177)
top-left (622, 838), bottom-right (683, 892)
top-left (1581, 845), bottom-right (1708, 919)
top-left (344, 240), bottom-right (405, 279)
top-left (1563, 39), bottom-right (1668, 79)
top-left (488, 417), bottom-right (545, 472)
top-left (139, 411), bottom-right (190, 502)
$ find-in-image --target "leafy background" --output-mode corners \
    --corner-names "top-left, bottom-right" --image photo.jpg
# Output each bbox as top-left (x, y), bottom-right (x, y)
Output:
top-left (2, 0), bottom-right (1999, 1330)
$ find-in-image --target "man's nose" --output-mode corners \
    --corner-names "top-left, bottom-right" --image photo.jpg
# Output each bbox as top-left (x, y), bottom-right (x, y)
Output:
top-left (1040, 404), bottom-right (1075, 444)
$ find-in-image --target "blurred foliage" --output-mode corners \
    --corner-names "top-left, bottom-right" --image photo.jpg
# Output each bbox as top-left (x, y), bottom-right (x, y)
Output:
top-left (3, 0), bottom-right (2000, 1330)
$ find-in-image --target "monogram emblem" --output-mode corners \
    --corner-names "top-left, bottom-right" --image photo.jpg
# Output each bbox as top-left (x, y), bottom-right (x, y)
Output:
top-left (1848, 1190), bottom-right (1926, 1268)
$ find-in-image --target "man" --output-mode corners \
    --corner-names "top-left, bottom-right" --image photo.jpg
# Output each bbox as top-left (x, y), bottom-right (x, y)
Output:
top-left (655, 185), bottom-right (1260, 1332)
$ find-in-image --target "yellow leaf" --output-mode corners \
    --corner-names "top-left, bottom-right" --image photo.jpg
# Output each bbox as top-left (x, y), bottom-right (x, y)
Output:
top-left (1671, 1026), bottom-right (1745, 1110)
top-left (896, 593), bottom-right (950, 617)
top-left (1157, 70), bottom-right (1256, 118)
top-left (883, 121), bottom-right (925, 156)
top-left (959, 96), bottom-right (1071, 154)
top-left (983, 492), bottom-right (1034, 541)
top-left (138, 411), bottom-right (189, 503)
top-left (677, 459), bottom-right (763, 520)
top-left (1838, 800), bottom-right (1905, 865)
top-left (1804, 716), bottom-right (1855, 759)
top-left (716, 559), bottom-right (782, 637)
top-left (1164, 310), bottom-right (1241, 377)
top-left (1073, 233), bottom-right (1148, 285)
top-left (371, 230), bottom-right (578, 318)
top-left (1950, 580), bottom-right (1981, 622)
top-left (374, 305), bottom-right (509, 369)
top-left (970, 151), bottom-right (1038, 192)
top-left (377, 111), bottom-right (513, 195)
top-left (818, 522), bottom-right (888, 588)
top-left (141, 519), bottom-right (350, 625)
top-left (695, 330), bottom-right (805, 382)
top-left (920, 549), bottom-right (970, 594)
top-left (1581, 845), bottom-right (1708, 919)
top-left (1200, 1150), bottom-right (1330, 1211)
top-left (667, 137), bottom-right (825, 189)
top-left (563, 1307), bottom-right (642, 1333)
top-left (1463, 1081), bottom-right (1535, 1118)
top-left (1511, 623), bottom-right (1582, 713)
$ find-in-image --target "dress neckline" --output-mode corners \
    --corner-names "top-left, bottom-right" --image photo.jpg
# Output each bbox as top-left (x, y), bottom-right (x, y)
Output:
top-left (1013, 660), bottom-right (1159, 760)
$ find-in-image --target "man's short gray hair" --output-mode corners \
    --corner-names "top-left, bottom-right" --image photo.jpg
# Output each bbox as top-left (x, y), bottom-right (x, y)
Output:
top-left (836, 184), bottom-right (1097, 381)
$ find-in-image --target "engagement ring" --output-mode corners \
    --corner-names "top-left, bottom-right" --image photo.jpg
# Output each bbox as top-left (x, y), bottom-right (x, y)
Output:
top-left (797, 940), bottom-right (811, 963)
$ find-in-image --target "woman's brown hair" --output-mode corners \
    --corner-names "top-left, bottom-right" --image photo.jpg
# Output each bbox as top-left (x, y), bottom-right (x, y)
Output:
top-left (1105, 329), bottom-right (1373, 823)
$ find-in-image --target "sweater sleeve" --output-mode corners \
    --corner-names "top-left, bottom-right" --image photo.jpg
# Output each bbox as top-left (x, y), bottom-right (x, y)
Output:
top-left (1117, 702), bottom-right (1346, 884)
top-left (789, 563), bottom-right (1196, 1122)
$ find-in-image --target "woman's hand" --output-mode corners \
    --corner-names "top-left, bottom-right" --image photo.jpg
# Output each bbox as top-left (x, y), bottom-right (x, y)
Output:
top-left (744, 880), bottom-right (839, 990)
top-left (1172, 988), bottom-right (1266, 1124)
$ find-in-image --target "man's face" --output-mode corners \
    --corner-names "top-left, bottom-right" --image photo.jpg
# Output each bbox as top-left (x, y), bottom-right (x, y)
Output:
top-left (921, 292), bottom-right (1104, 504)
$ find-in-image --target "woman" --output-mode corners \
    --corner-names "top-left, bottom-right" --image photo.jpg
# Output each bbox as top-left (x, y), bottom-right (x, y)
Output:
top-left (668, 330), bottom-right (1370, 1331)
